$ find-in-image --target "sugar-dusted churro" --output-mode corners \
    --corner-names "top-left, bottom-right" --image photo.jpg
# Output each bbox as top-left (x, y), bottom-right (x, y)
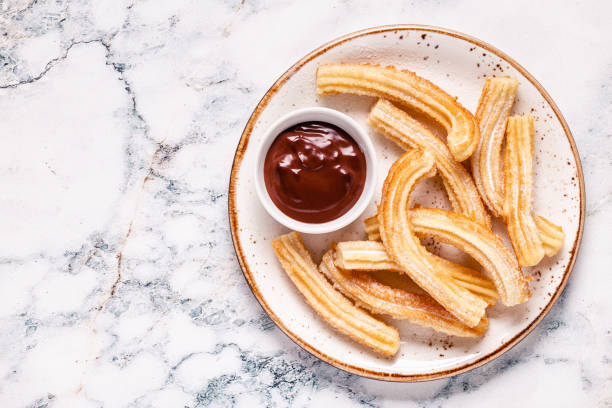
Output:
top-left (364, 210), bottom-right (528, 306)
top-left (272, 232), bottom-right (400, 356)
top-left (378, 149), bottom-right (488, 327)
top-left (321, 250), bottom-right (488, 337)
top-left (472, 77), bottom-right (519, 217)
top-left (503, 116), bottom-right (545, 266)
top-left (335, 240), bottom-right (498, 305)
top-left (368, 99), bottom-right (490, 227)
top-left (472, 79), bottom-right (565, 259)
top-left (316, 64), bottom-right (480, 161)
top-left (409, 208), bottom-right (530, 306)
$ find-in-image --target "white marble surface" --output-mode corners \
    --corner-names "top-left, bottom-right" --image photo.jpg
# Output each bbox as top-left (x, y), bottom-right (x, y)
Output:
top-left (0, 0), bottom-right (610, 406)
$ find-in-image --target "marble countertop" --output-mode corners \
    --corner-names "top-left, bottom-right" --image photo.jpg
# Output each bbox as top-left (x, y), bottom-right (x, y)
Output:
top-left (1, 0), bottom-right (610, 406)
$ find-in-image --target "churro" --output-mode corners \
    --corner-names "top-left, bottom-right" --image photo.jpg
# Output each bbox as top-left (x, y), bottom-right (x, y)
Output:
top-left (409, 208), bottom-right (530, 306)
top-left (321, 250), bottom-right (488, 337)
top-left (378, 149), bottom-right (488, 327)
top-left (366, 210), bottom-right (528, 305)
top-left (316, 64), bottom-right (480, 161)
top-left (472, 79), bottom-right (564, 258)
top-left (368, 99), bottom-right (490, 227)
top-left (472, 77), bottom-right (519, 217)
top-left (503, 116), bottom-right (545, 266)
top-left (272, 232), bottom-right (400, 356)
top-left (335, 240), bottom-right (499, 305)
top-left (336, 240), bottom-right (403, 272)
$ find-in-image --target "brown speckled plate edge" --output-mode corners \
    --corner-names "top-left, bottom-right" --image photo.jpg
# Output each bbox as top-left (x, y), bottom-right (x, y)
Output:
top-left (228, 24), bottom-right (585, 382)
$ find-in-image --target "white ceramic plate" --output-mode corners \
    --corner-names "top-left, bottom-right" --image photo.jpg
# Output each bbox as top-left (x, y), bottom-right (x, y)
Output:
top-left (229, 25), bottom-right (585, 381)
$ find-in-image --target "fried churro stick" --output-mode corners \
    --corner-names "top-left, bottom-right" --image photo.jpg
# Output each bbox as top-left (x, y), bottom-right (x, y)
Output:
top-left (503, 116), bottom-right (545, 266)
top-left (408, 208), bottom-right (530, 306)
top-left (271, 232), bottom-right (400, 356)
top-left (368, 99), bottom-right (490, 227)
top-left (316, 64), bottom-right (480, 161)
top-left (336, 240), bottom-right (402, 272)
top-left (320, 250), bottom-right (488, 337)
top-left (472, 77), bottom-right (519, 217)
top-left (472, 79), bottom-right (564, 257)
top-left (335, 241), bottom-right (499, 305)
top-left (378, 149), bottom-right (488, 327)
top-left (366, 208), bottom-right (528, 306)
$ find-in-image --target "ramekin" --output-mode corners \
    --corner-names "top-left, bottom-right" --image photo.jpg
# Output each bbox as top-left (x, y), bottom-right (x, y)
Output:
top-left (254, 107), bottom-right (377, 234)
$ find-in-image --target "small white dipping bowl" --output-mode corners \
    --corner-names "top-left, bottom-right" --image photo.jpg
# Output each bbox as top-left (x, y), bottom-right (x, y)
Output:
top-left (254, 107), bottom-right (377, 234)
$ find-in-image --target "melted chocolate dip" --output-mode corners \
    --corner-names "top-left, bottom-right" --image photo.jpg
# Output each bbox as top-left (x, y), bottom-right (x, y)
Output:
top-left (264, 122), bottom-right (366, 224)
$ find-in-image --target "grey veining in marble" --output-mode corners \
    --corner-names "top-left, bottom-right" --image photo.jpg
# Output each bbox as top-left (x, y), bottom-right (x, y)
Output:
top-left (0, 0), bottom-right (610, 407)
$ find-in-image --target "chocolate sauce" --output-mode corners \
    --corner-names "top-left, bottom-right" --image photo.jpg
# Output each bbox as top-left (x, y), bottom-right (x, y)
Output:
top-left (264, 121), bottom-right (366, 224)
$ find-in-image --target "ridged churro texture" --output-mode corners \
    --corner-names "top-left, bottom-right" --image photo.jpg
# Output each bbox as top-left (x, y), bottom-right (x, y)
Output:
top-left (316, 64), bottom-right (480, 161)
top-left (472, 77), bottom-right (519, 217)
top-left (503, 115), bottom-right (546, 266)
top-left (271, 232), bottom-right (400, 356)
top-left (378, 149), bottom-right (488, 327)
top-left (535, 215), bottom-right (566, 257)
top-left (368, 99), bottom-right (490, 227)
top-left (320, 250), bottom-right (488, 337)
top-left (472, 79), bottom-right (565, 259)
top-left (335, 240), bottom-right (499, 305)
top-left (336, 240), bottom-right (403, 272)
top-left (364, 215), bottom-right (381, 241)
top-left (409, 208), bottom-right (530, 306)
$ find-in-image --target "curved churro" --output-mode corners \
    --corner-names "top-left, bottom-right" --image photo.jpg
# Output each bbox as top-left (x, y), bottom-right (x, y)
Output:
top-left (503, 115), bottom-right (545, 266)
top-left (409, 208), bottom-right (530, 306)
top-left (272, 232), bottom-right (400, 356)
top-left (335, 240), bottom-right (499, 305)
top-left (472, 77), bottom-right (519, 217)
top-left (365, 209), bottom-right (528, 306)
top-left (472, 79), bottom-right (564, 258)
top-left (378, 149), bottom-right (488, 327)
top-left (368, 99), bottom-right (490, 227)
top-left (316, 64), bottom-right (480, 161)
top-left (321, 250), bottom-right (488, 337)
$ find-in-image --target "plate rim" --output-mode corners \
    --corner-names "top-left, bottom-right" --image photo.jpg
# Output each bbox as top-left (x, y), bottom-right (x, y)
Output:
top-left (227, 24), bottom-right (586, 382)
